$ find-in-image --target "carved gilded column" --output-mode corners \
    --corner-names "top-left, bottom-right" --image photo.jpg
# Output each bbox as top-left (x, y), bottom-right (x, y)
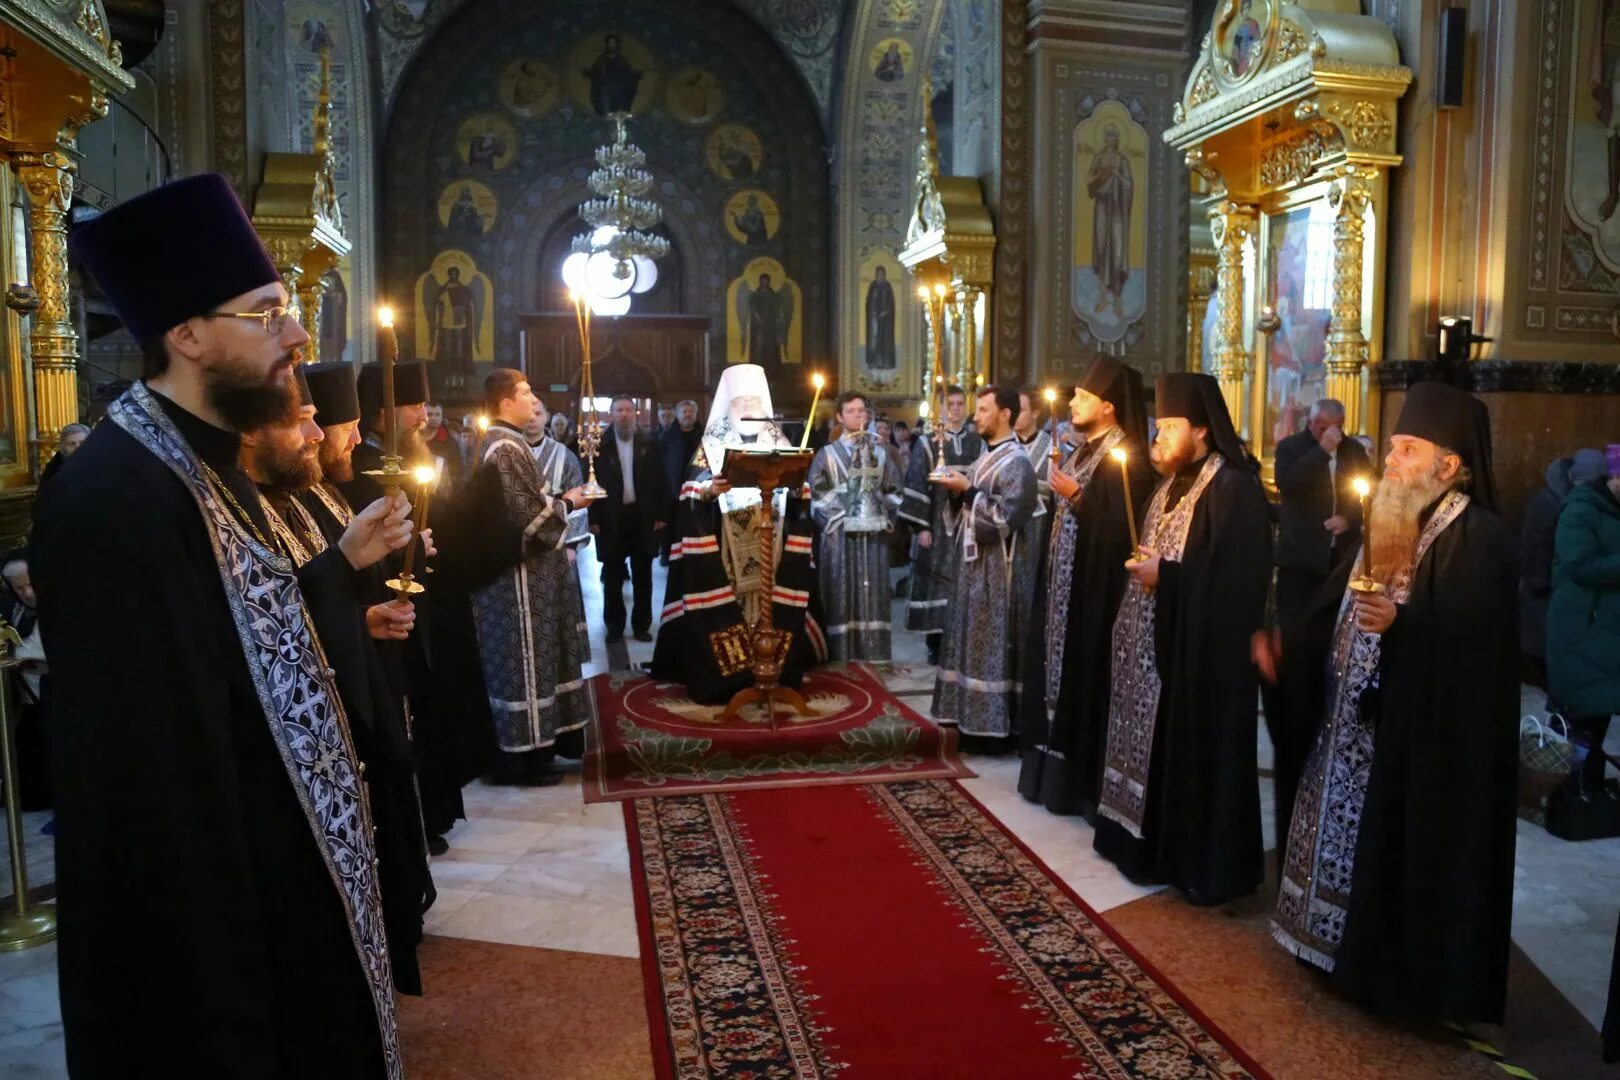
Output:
top-left (949, 293), bottom-right (965, 390)
top-left (1209, 201), bottom-right (1256, 432)
top-left (15, 153), bottom-right (80, 461)
top-left (1188, 259), bottom-right (1216, 373)
top-left (1325, 166), bottom-right (1376, 434)
top-left (962, 287), bottom-right (980, 389)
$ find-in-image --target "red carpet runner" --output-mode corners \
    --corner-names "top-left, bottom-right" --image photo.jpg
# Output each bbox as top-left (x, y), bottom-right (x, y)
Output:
top-left (627, 779), bottom-right (1269, 1078)
top-left (584, 663), bottom-right (971, 802)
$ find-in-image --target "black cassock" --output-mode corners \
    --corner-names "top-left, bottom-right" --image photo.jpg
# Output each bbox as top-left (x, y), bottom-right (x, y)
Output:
top-left (33, 397), bottom-right (385, 1076)
top-left (1280, 501), bottom-right (1519, 1023)
top-left (294, 485), bottom-right (436, 996)
top-left (1094, 462), bottom-right (1272, 904)
top-left (1018, 434), bottom-right (1155, 818)
top-left (343, 439), bottom-right (499, 832)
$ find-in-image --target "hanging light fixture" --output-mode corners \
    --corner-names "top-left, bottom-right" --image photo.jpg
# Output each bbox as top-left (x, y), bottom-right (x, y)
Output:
top-left (565, 113), bottom-right (667, 311)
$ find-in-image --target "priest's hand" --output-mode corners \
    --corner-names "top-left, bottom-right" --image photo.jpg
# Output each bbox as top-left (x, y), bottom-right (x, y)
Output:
top-left (1125, 548), bottom-right (1160, 588)
top-left (1323, 515), bottom-right (1349, 536)
top-left (1353, 592), bottom-right (1397, 635)
top-left (562, 485), bottom-right (589, 510)
top-left (365, 599), bottom-right (416, 641)
top-left (339, 492), bottom-right (415, 571)
top-left (708, 477), bottom-right (733, 499)
top-left (916, 529), bottom-right (933, 550)
top-left (1251, 629), bottom-right (1281, 685)
top-left (1049, 469), bottom-right (1080, 501)
top-left (420, 527), bottom-right (438, 558)
top-left (933, 469), bottom-right (970, 494)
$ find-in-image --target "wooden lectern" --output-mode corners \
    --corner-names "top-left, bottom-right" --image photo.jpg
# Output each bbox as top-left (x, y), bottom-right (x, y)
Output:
top-left (717, 448), bottom-right (817, 726)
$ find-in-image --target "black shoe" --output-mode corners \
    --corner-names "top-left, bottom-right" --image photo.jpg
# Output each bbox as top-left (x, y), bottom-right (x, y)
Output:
top-left (633, 630), bottom-right (653, 643)
top-left (605, 631), bottom-right (625, 644)
top-left (426, 835), bottom-right (449, 856)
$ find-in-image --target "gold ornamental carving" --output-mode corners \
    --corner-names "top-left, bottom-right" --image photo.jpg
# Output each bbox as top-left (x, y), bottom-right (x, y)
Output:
top-left (1259, 124), bottom-right (1343, 190)
top-left (15, 153), bottom-right (77, 459)
top-left (1321, 98), bottom-right (1394, 154)
top-left (1209, 201), bottom-right (1256, 428)
top-left (1324, 166), bottom-right (1376, 434)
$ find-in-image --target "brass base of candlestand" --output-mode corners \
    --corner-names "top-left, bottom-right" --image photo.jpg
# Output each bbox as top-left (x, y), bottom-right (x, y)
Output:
top-left (581, 481), bottom-right (608, 500)
top-left (928, 467), bottom-right (955, 482)
top-left (387, 575), bottom-right (426, 597)
top-left (1348, 576), bottom-right (1384, 595)
top-left (0, 906), bottom-right (55, 952)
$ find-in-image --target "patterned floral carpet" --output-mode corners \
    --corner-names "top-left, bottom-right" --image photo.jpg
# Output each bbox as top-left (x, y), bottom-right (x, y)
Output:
top-left (582, 663), bottom-right (972, 802)
top-left (627, 779), bottom-right (1267, 1078)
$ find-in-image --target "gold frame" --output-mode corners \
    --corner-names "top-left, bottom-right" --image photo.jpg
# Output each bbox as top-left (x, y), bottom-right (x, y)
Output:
top-left (0, 167), bottom-right (30, 487)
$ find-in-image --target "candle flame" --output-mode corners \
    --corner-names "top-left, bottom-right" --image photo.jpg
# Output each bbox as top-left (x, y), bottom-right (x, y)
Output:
top-left (917, 285), bottom-right (931, 300)
top-left (1352, 476), bottom-right (1371, 498)
top-left (1043, 387), bottom-right (1057, 403)
top-left (376, 306), bottom-right (394, 328)
top-left (476, 414), bottom-right (490, 431)
top-left (1110, 447), bottom-right (1128, 464)
top-left (933, 283), bottom-right (946, 297)
top-left (413, 464), bottom-right (437, 486)
top-left (812, 372), bottom-right (826, 389)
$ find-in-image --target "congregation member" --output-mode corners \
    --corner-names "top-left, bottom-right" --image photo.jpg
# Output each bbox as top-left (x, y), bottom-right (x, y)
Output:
top-left (1521, 448), bottom-right (1608, 687)
top-left (468, 369), bottom-right (591, 786)
top-left (1094, 372), bottom-right (1271, 906)
top-left (652, 364), bottom-right (822, 701)
top-left (808, 390), bottom-right (902, 661)
top-left (653, 401), bottom-right (676, 440)
top-left (929, 385), bottom-right (1038, 745)
top-left (38, 174), bottom-right (411, 1075)
top-left (422, 399), bottom-right (466, 489)
top-left (590, 395), bottom-right (667, 644)
top-left (246, 364), bottom-right (434, 995)
top-left (658, 398), bottom-right (702, 562)
top-left (1018, 358), bottom-right (1153, 818)
top-left (899, 385), bottom-right (982, 664)
top-left (37, 422), bottom-right (89, 490)
top-left (549, 410), bottom-right (574, 448)
top-left (1264, 381), bottom-right (1518, 1025)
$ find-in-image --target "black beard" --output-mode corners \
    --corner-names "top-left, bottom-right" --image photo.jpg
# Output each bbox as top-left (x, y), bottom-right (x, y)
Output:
top-left (208, 362), bottom-right (298, 433)
top-left (319, 439), bottom-right (354, 484)
top-left (261, 445), bottom-right (320, 490)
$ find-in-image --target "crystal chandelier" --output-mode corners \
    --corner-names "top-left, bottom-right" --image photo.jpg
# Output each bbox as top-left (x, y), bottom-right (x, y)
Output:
top-left (562, 114), bottom-right (667, 314)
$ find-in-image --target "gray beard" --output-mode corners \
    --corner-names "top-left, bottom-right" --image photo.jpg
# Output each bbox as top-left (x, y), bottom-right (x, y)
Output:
top-left (1367, 463), bottom-right (1454, 582)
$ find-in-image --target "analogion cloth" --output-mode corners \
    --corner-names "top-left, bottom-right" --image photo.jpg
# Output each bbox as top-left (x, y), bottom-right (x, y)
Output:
top-left (930, 437), bottom-right (1038, 736)
top-left (470, 424), bottom-right (591, 752)
top-left (808, 433), bottom-right (903, 662)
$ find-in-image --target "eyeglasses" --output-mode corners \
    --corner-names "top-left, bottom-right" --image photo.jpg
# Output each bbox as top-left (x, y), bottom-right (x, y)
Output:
top-left (199, 306), bottom-right (293, 335)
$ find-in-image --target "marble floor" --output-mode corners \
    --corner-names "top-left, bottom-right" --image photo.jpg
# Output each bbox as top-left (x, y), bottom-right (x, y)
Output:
top-left (0, 553), bottom-right (1614, 1077)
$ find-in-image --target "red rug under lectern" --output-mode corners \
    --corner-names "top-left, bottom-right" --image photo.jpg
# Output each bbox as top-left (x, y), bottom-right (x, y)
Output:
top-left (582, 663), bottom-right (972, 802)
top-left (626, 779), bottom-right (1270, 1079)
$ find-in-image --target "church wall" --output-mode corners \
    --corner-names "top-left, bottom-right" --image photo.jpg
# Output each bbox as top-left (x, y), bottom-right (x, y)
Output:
top-left (381, 0), bottom-right (830, 402)
top-left (1026, 0), bottom-right (1194, 389)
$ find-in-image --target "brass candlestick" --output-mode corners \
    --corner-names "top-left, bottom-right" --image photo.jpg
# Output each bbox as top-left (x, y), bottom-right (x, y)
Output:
top-left (0, 624), bottom-right (53, 952)
top-left (569, 290), bottom-right (608, 500)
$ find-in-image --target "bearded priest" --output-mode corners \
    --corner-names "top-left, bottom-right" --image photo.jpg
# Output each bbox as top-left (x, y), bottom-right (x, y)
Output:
top-left (1093, 372), bottom-right (1271, 906)
top-left (1265, 381), bottom-right (1517, 1025)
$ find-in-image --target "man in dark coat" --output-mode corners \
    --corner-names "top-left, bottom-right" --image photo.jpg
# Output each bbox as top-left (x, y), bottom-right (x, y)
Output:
top-left (1263, 381), bottom-right (1519, 1025)
top-left (1093, 372), bottom-right (1272, 906)
top-left (1018, 357), bottom-right (1154, 819)
top-left (589, 395), bottom-right (667, 643)
top-left (37, 174), bottom-right (413, 1076)
top-left (658, 399), bottom-right (702, 563)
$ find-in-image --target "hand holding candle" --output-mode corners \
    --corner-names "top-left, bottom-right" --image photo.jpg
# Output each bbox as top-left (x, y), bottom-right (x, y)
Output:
top-left (800, 372), bottom-right (826, 451)
top-left (1112, 446), bottom-right (1141, 559)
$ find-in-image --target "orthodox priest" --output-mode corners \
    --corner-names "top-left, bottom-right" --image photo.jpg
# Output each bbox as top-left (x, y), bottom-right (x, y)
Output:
top-left (929, 385), bottom-right (1038, 743)
top-left (807, 390), bottom-right (903, 661)
top-left (1011, 389), bottom-right (1056, 698)
top-left (1018, 358), bottom-right (1154, 818)
top-left (247, 365), bottom-right (434, 995)
top-left (1094, 372), bottom-right (1271, 906)
top-left (37, 175), bottom-right (412, 1076)
top-left (651, 363), bottom-right (825, 702)
top-left (1265, 382), bottom-right (1517, 1024)
top-left (899, 385), bottom-right (982, 664)
top-left (469, 369), bottom-right (591, 785)
top-left (528, 394), bottom-right (593, 658)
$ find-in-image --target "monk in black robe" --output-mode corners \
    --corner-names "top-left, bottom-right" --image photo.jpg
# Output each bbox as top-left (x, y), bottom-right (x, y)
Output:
top-left (1018, 357), bottom-right (1154, 818)
top-left (38, 175), bottom-right (413, 1076)
top-left (1094, 372), bottom-right (1271, 906)
top-left (1262, 381), bottom-right (1518, 1024)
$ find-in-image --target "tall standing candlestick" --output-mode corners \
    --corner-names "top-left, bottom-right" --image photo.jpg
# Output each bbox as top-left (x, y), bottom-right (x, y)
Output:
top-left (1111, 447), bottom-right (1141, 559)
top-left (799, 371), bottom-right (825, 451)
top-left (569, 289), bottom-right (607, 499)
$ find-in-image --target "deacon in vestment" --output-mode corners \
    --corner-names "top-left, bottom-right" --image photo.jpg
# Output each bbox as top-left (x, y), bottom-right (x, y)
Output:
top-left (651, 364), bottom-right (825, 702)
top-left (468, 369), bottom-right (591, 785)
top-left (1018, 358), bottom-right (1154, 817)
top-left (37, 175), bottom-right (414, 1076)
top-left (899, 386), bottom-right (983, 665)
top-left (248, 365), bottom-right (434, 996)
top-left (526, 395), bottom-right (594, 663)
top-left (807, 390), bottom-right (903, 661)
top-left (1011, 389), bottom-right (1056, 699)
top-left (1264, 382), bottom-right (1518, 1024)
top-left (929, 385), bottom-right (1039, 740)
top-left (1094, 372), bottom-right (1271, 906)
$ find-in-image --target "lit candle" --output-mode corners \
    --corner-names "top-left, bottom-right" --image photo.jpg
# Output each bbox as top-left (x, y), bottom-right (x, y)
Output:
top-left (1043, 387), bottom-right (1059, 463)
top-left (399, 463), bottom-right (438, 579)
top-left (476, 414), bottom-right (490, 433)
top-left (1112, 446), bottom-right (1140, 559)
top-left (376, 306), bottom-right (398, 463)
top-left (1353, 475), bottom-right (1373, 580)
top-left (800, 371), bottom-right (826, 451)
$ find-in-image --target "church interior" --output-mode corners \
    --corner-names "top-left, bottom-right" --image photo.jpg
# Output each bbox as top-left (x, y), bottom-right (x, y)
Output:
top-left (1, 0), bottom-right (1619, 1076)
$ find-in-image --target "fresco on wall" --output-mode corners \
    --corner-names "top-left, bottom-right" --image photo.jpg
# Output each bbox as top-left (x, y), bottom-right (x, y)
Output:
top-left (665, 66), bottom-right (725, 125)
top-left (568, 32), bottom-right (659, 115)
top-left (724, 190), bottom-right (780, 246)
top-left (1071, 98), bottom-right (1149, 345)
top-left (290, 5), bottom-right (339, 52)
top-left (728, 257), bottom-right (803, 366)
top-left (500, 59), bottom-right (561, 117)
top-left (457, 113), bottom-right (517, 171)
top-left (870, 38), bottom-right (912, 83)
top-left (1567, 0), bottom-right (1620, 276)
top-left (706, 123), bottom-right (763, 181)
top-left (857, 248), bottom-right (903, 391)
top-left (415, 249), bottom-right (494, 380)
top-left (438, 180), bottom-right (499, 237)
